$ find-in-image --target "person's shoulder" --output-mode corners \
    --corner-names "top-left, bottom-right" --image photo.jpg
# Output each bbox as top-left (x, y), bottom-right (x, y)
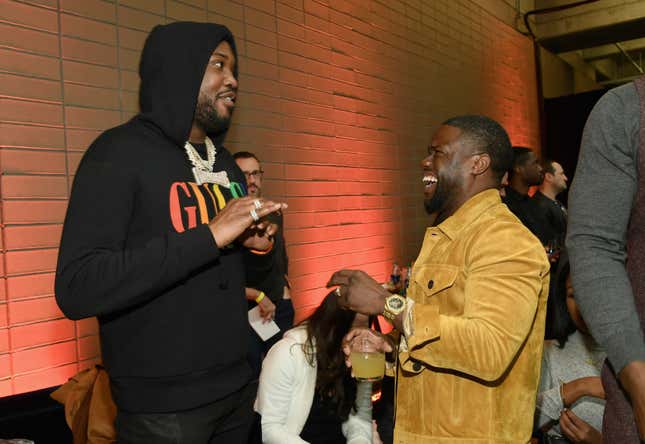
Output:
top-left (86, 117), bottom-right (162, 160)
top-left (282, 325), bottom-right (307, 342)
top-left (488, 200), bottom-right (529, 227)
top-left (477, 203), bottom-right (547, 255)
top-left (607, 82), bottom-right (637, 102)
top-left (527, 195), bottom-right (552, 219)
top-left (530, 192), bottom-right (548, 208)
top-left (265, 326), bottom-right (308, 364)
top-left (501, 188), bottom-right (518, 203)
top-left (581, 83), bottom-right (639, 161)
top-left (531, 191), bottom-right (546, 203)
top-left (593, 82), bottom-right (638, 116)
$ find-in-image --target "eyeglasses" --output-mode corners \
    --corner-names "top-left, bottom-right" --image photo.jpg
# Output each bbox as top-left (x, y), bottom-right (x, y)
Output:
top-left (243, 170), bottom-right (264, 179)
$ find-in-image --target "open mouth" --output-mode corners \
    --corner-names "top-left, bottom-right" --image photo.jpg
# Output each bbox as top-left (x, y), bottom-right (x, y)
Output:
top-left (423, 173), bottom-right (438, 189)
top-left (216, 91), bottom-right (236, 106)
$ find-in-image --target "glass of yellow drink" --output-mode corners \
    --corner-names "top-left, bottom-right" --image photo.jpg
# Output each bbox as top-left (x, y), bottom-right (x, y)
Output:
top-left (349, 332), bottom-right (385, 381)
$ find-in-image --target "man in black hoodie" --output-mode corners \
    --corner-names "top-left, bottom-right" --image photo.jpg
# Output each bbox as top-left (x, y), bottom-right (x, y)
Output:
top-left (55, 22), bottom-right (285, 443)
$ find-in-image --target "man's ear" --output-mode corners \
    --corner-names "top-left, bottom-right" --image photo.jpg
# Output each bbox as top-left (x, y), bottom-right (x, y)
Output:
top-left (472, 153), bottom-right (491, 176)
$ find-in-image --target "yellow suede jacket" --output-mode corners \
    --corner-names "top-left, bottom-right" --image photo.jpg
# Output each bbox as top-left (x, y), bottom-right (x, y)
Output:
top-left (394, 189), bottom-right (550, 444)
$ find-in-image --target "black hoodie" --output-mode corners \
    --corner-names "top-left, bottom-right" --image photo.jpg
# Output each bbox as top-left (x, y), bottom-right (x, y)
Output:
top-left (55, 22), bottom-right (251, 413)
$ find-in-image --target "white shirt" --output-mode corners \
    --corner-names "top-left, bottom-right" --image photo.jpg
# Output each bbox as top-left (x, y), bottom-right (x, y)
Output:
top-left (255, 326), bottom-right (373, 444)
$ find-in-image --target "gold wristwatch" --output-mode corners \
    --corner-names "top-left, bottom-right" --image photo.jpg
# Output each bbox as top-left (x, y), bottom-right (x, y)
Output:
top-left (382, 293), bottom-right (406, 322)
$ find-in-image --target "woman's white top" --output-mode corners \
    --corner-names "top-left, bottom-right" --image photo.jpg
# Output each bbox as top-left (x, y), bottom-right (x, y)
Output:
top-left (255, 326), bottom-right (373, 444)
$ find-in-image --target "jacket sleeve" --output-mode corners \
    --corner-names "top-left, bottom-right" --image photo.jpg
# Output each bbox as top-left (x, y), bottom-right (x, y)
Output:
top-left (535, 348), bottom-right (561, 427)
top-left (400, 221), bottom-right (549, 382)
top-left (342, 381), bottom-right (373, 444)
top-left (567, 84), bottom-right (645, 374)
top-left (55, 137), bottom-right (221, 320)
top-left (255, 338), bottom-right (309, 444)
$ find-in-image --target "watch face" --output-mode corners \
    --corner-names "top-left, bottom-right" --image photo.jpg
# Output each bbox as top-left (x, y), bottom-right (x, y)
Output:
top-left (388, 297), bottom-right (404, 310)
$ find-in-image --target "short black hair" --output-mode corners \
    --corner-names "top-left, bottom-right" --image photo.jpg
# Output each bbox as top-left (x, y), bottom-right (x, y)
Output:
top-left (233, 151), bottom-right (260, 162)
top-left (541, 158), bottom-right (556, 175)
top-left (511, 146), bottom-right (534, 168)
top-left (508, 146), bottom-right (535, 180)
top-left (544, 250), bottom-right (577, 347)
top-left (442, 115), bottom-right (512, 181)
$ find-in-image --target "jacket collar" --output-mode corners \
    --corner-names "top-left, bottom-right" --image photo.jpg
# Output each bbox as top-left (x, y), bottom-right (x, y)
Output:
top-left (436, 189), bottom-right (502, 240)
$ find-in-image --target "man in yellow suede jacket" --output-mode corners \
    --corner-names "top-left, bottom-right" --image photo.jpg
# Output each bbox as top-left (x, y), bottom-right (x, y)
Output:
top-left (329, 115), bottom-right (550, 444)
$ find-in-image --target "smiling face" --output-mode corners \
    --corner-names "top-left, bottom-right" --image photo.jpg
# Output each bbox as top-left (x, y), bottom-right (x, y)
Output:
top-left (193, 40), bottom-right (238, 138)
top-left (422, 125), bottom-right (471, 220)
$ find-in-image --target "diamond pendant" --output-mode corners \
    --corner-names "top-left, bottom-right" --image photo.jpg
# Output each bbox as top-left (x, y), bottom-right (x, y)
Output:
top-left (192, 167), bottom-right (230, 188)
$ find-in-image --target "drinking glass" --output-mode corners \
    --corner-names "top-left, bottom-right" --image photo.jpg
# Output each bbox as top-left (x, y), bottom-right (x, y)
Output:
top-left (349, 331), bottom-right (385, 381)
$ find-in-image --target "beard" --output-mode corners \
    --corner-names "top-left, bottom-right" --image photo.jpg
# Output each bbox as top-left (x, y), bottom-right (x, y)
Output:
top-left (193, 92), bottom-right (232, 136)
top-left (424, 172), bottom-right (460, 215)
top-left (528, 172), bottom-right (544, 187)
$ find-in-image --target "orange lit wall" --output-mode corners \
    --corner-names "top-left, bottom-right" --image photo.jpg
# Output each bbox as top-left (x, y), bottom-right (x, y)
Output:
top-left (0, 0), bottom-right (539, 396)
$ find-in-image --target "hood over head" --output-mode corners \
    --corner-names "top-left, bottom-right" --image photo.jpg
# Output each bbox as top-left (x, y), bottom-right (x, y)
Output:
top-left (139, 21), bottom-right (238, 147)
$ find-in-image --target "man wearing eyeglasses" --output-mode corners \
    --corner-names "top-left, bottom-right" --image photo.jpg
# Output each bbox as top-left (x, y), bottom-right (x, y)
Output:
top-left (234, 151), bottom-right (294, 378)
top-left (236, 153), bottom-right (264, 197)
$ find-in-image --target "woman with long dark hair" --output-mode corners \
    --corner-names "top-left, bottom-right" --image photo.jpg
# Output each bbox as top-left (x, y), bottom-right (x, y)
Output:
top-left (535, 251), bottom-right (606, 444)
top-left (254, 290), bottom-right (373, 443)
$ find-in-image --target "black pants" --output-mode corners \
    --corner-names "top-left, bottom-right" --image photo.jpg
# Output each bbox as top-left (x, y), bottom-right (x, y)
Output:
top-left (116, 381), bottom-right (257, 444)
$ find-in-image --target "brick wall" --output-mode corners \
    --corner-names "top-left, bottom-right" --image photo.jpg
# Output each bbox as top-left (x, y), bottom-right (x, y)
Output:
top-left (0, 0), bottom-right (540, 396)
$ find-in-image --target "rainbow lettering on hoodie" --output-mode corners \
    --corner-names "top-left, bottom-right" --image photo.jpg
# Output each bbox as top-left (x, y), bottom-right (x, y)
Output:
top-left (169, 180), bottom-right (246, 232)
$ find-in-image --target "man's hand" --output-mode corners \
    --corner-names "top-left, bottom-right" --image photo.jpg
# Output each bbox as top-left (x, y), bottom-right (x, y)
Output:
top-left (257, 297), bottom-right (276, 323)
top-left (341, 328), bottom-right (393, 368)
top-left (559, 409), bottom-right (602, 444)
top-left (327, 269), bottom-right (389, 315)
top-left (619, 360), bottom-right (645, 440)
top-left (208, 196), bottom-right (286, 248)
top-left (240, 221), bottom-right (279, 251)
top-left (245, 287), bottom-right (276, 323)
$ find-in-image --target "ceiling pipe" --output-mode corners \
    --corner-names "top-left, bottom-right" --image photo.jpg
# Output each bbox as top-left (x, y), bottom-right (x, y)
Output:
top-left (522, 0), bottom-right (601, 39)
top-left (615, 42), bottom-right (644, 74)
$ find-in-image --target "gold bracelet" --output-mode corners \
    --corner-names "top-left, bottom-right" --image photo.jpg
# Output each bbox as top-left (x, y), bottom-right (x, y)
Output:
top-left (255, 291), bottom-right (266, 304)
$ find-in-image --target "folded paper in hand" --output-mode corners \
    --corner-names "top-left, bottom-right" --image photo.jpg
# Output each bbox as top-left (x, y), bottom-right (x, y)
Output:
top-left (248, 306), bottom-right (281, 341)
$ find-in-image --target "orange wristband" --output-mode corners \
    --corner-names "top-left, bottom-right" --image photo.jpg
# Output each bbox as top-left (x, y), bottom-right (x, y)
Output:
top-left (250, 239), bottom-right (274, 255)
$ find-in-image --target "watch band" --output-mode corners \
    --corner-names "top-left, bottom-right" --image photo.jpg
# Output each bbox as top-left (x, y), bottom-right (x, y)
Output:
top-left (382, 308), bottom-right (398, 321)
top-left (383, 294), bottom-right (406, 322)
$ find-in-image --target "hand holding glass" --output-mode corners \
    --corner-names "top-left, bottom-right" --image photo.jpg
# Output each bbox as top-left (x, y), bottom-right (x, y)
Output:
top-left (349, 331), bottom-right (385, 381)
